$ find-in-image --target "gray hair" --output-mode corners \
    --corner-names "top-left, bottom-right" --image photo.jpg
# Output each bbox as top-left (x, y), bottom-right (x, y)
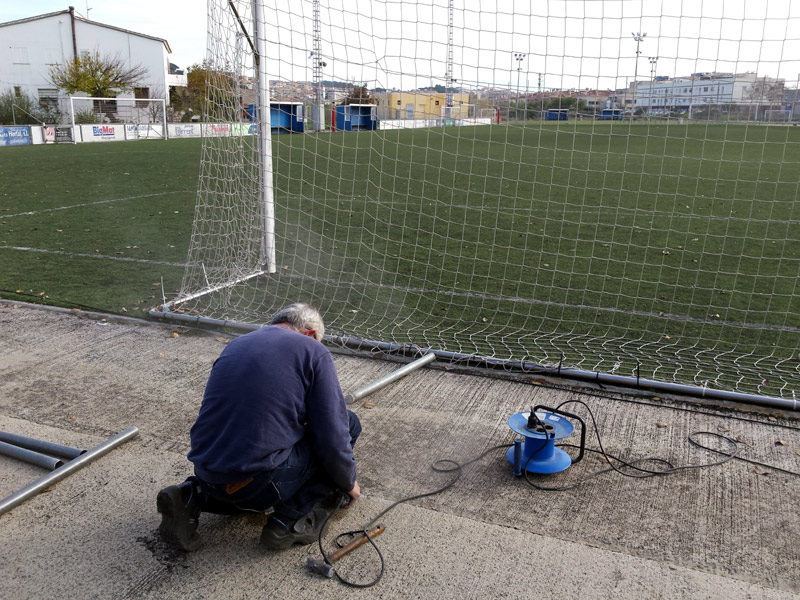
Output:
top-left (271, 303), bottom-right (325, 341)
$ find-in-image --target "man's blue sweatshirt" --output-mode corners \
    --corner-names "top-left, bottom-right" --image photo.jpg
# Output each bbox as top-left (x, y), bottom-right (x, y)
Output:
top-left (187, 325), bottom-right (356, 492)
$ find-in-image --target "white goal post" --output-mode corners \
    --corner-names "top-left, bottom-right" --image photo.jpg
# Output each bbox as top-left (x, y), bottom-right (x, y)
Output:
top-left (69, 96), bottom-right (167, 140)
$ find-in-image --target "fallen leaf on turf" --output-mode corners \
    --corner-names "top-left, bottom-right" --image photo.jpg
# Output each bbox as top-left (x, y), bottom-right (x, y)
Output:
top-left (775, 439), bottom-right (787, 446)
top-left (768, 416), bottom-right (778, 422)
top-left (120, 307), bottom-right (127, 312)
top-left (363, 402), bottom-right (376, 409)
top-left (56, 229), bottom-right (62, 232)
top-left (15, 289), bottom-right (22, 294)
top-left (481, 317), bottom-right (488, 322)
top-left (37, 291), bottom-right (45, 297)
top-left (349, 309), bottom-right (358, 313)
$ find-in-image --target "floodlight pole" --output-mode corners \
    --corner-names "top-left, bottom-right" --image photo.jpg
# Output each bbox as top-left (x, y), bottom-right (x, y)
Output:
top-left (312, 0), bottom-right (325, 131)
top-left (444, 0), bottom-right (454, 121)
top-left (648, 56), bottom-right (658, 118)
top-left (514, 53), bottom-right (526, 121)
top-left (631, 32), bottom-right (646, 123)
top-left (252, 0), bottom-right (276, 273)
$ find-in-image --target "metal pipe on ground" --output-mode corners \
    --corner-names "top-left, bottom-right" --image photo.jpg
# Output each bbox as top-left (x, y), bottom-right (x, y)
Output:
top-left (344, 352), bottom-right (436, 404)
top-left (146, 308), bottom-right (799, 412)
top-left (0, 427), bottom-right (139, 517)
top-left (0, 441), bottom-right (63, 471)
top-left (0, 431), bottom-right (85, 460)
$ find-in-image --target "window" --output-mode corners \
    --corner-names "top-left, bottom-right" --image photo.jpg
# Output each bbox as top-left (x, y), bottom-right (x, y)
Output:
top-left (13, 86), bottom-right (22, 98)
top-left (134, 87), bottom-right (150, 108)
top-left (397, 100), bottom-right (401, 105)
top-left (38, 88), bottom-right (59, 110)
top-left (11, 47), bottom-right (29, 64)
top-left (435, 100), bottom-right (440, 105)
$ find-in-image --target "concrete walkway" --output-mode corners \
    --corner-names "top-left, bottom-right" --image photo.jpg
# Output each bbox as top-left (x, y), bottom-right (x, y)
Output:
top-left (1, 301), bottom-right (799, 599)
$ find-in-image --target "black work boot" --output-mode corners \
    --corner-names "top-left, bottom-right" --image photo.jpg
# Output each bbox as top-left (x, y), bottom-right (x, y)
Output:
top-left (157, 481), bottom-right (201, 551)
top-left (260, 506), bottom-right (332, 550)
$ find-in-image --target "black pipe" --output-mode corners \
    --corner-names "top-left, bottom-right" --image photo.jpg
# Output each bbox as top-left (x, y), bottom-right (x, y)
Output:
top-left (68, 6), bottom-right (78, 62)
top-left (0, 441), bottom-right (63, 471)
top-left (0, 431), bottom-right (84, 460)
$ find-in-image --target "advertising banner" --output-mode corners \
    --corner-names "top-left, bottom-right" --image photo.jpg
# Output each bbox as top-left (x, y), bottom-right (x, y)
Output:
top-left (0, 126), bottom-right (32, 146)
top-left (80, 124), bottom-right (125, 142)
top-left (43, 126), bottom-right (74, 143)
top-left (169, 124), bottom-right (201, 138)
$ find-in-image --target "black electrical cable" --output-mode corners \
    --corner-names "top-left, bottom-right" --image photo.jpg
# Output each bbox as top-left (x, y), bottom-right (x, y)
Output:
top-left (316, 443), bottom-right (511, 588)
top-left (317, 400), bottom-right (800, 587)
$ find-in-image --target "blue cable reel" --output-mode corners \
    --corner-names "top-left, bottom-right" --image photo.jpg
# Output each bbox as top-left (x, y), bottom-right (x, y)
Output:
top-left (507, 404), bottom-right (586, 475)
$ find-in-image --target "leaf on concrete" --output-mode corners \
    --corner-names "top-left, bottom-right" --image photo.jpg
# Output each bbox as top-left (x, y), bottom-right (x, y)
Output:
top-left (363, 402), bottom-right (377, 409)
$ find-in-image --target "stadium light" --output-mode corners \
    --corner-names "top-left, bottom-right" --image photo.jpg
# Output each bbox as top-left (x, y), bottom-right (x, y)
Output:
top-left (631, 32), bottom-right (647, 123)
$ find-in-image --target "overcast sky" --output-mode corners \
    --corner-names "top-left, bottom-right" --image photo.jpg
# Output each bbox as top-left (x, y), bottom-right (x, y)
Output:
top-left (3, 1), bottom-right (799, 91)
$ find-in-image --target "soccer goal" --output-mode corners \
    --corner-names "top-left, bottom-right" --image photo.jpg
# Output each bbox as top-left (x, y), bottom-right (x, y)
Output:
top-left (763, 109), bottom-right (792, 122)
top-left (165, 0), bottom-right (800, 405)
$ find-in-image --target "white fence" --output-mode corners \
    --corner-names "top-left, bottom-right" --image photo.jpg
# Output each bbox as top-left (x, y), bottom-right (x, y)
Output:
top-left (6, 118), bottom-right (492, 147)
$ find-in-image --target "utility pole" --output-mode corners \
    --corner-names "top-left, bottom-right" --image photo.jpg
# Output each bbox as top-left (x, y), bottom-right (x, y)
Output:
top-left (648, 56), bottom-right (658, 118)
top-left (514, 52), bottom-right (525, 121)
top-left (444, 0), bottom-right (454, 122)
top-left (631, 32), bottom-right (646, 124)
top-left (311, 0), bottom-right (326, 131)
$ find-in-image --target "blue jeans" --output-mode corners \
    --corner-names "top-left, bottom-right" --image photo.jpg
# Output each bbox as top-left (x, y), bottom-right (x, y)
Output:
top-left (190, 410), bottom-right (361, 521)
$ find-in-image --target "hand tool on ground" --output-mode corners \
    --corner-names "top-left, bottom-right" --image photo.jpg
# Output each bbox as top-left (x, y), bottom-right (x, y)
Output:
top-left (306, 524), bottom-right (385, 578)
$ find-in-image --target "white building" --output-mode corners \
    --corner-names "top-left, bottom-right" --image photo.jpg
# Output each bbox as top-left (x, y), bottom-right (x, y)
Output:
top-left (632, 72), bottom-right (785, 117)
top-left (0, 7), bottom-right (173, 123)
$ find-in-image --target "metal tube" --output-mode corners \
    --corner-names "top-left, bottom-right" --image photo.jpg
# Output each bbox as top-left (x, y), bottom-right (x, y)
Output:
top-left (145, 309), bottom-right (799, 412)
top-left (344, 352), bottom-right (436, 404)
top-left (0, 427), bottom-right (139, 517)
top-left (0, 441), bottom-right (63, 471)
top-left (0, 431), bottom-right (84, 460)
top-left (252, 0), bottom-right (276, 273)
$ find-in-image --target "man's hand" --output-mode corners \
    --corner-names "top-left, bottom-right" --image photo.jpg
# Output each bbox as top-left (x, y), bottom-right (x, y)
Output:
top-left (346, 480), bottom-right (360, 507)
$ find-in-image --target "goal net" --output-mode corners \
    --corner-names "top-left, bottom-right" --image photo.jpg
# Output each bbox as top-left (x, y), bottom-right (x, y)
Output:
top-left (173, 0), bottom-right (800, 401)
top-left (763, 109), bottom-right (792, 122)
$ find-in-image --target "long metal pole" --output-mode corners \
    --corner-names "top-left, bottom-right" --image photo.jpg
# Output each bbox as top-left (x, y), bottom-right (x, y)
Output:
top-left (146, 308), bottom-right (799, 412)
top-left (252, 0), bottom-right (276, 273)
top-left (0, 427), bottom-right (139, 517)
top-left (344, 352), bottom-right (436, 404)
top-left (0, 441), bottom-right (63, 471)
top-left (0, 430), bottom-right (84, 460)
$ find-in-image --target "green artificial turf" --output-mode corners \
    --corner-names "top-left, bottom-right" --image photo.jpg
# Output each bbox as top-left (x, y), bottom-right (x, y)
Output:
top-left (1, 123), bottom-right (798, 394)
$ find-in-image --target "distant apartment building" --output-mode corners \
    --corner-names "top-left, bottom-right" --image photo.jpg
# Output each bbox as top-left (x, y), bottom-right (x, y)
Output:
top-left (630, 72), bottom-right (786, 116)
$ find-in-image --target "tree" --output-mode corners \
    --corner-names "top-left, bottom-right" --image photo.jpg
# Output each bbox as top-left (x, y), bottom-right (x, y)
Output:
top-left (49, 51), bottom-right (148, 98)
top-left (182, 62), bottom-right (237, 121)
top-left (0, 88), bottom-right (60, 125)
top-left (341, 85), bottom-right (378, 106)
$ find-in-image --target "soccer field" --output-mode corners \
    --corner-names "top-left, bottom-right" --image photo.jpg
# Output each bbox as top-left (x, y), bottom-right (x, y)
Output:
top-left (2, 122), bottom-right (799, 396)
